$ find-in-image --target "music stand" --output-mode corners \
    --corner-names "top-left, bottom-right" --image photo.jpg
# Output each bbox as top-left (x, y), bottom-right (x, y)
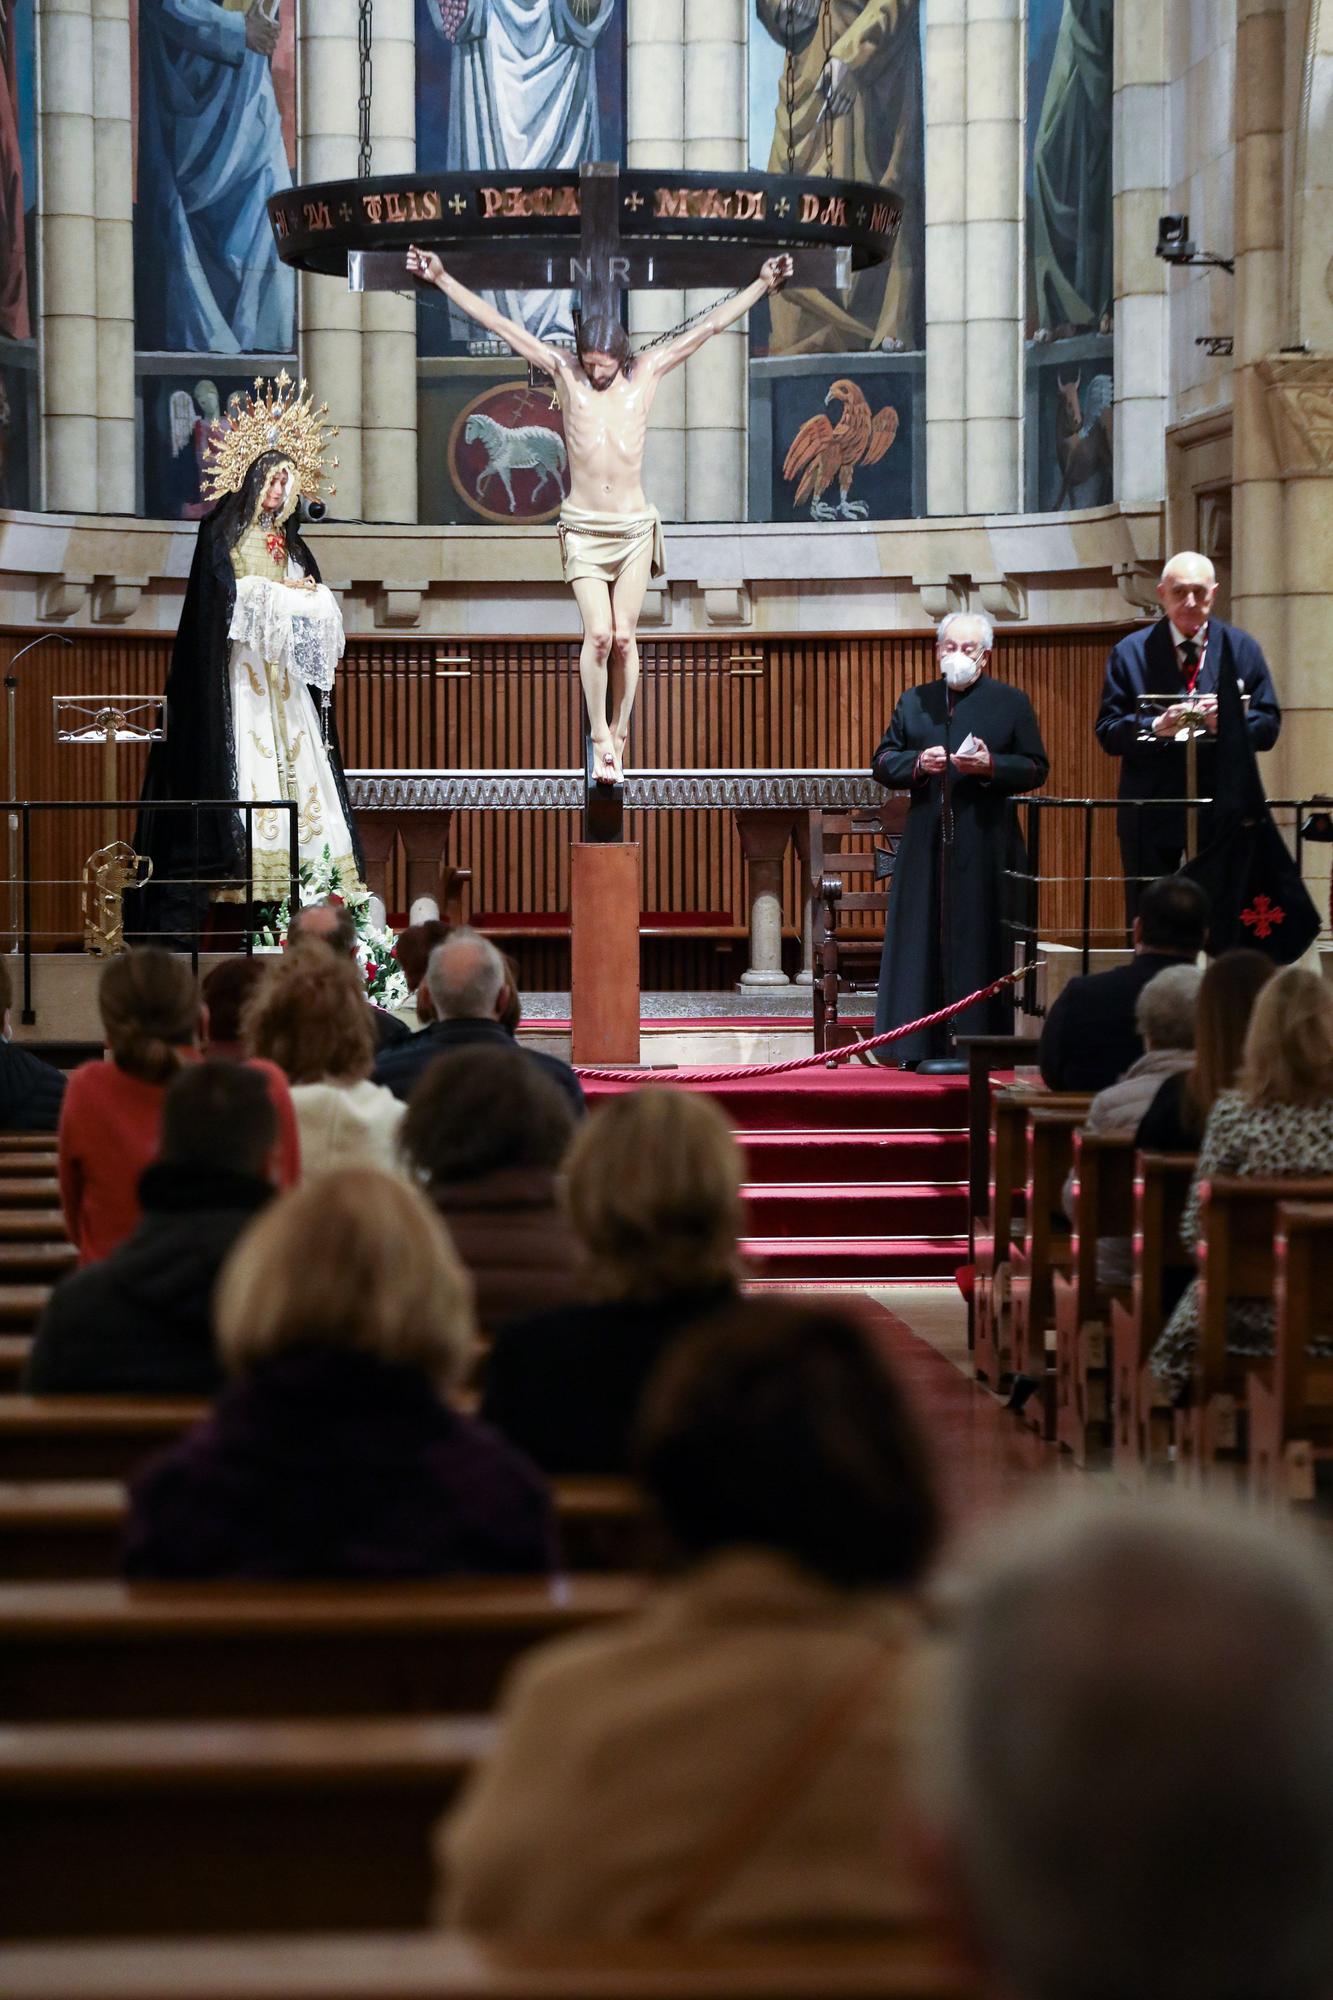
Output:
top-left (54, 698), bottom-right (166, 954)
top-left (1134, 689), bottom-right (1248, 860)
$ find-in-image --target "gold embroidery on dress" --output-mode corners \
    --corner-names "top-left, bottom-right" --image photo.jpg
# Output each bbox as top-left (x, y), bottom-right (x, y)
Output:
top-left (254, 807), bottom-right (282, 843)
top-left (298, 786), bottom-right (324, 843)
top-left (245, 660), bottom-right (265, 700)
top-left (288, 732), bottom-right (305, 764)
top-left (249, 731), bottom-right (275, 759)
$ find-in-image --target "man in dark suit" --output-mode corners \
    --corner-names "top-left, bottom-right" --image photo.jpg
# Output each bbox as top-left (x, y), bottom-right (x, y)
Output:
top-left (374, 928), bottom-right (585, 1117)
top-left (1038, 874), bottom-right (1208, 1093)
top-left (1096, 552), bottom-right (1280, 925)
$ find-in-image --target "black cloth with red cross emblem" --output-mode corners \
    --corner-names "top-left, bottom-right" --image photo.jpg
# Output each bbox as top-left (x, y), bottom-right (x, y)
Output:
top-left (1183, 633), bottom-right (1319, 963)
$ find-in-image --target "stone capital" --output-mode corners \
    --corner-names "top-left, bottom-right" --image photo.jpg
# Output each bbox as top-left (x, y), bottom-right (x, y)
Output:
top-left (702, 581), bottom-right (751, 627)
top-left (1257, 355), bottom-right (1333, 476)
top-left (975, 572), bottom-right (1027, 621)
top-left (912, 573), bottom-right (968, 621)
top-left (374, 583), bottom-right (426, 629)
top-left (91, 576), bottom-right (147, 625)
top-left (1113, 561), bottom-right (1160, 613)
top-left (36, 575), bottom-right (91, 624)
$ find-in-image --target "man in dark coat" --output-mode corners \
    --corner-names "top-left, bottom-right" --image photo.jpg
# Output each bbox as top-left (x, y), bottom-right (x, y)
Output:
top-left (0, 958), bottom-right (65, 1134)
top-left (872, 614), bottom-right (1049, 1066)
top-left (374, 927), bottom-right (585, 1116)
top-left (1037, 873), bottom-right (1209, 1093)
top-left (23, 1062), bottom-right (277, 1396)
top-left (1095, 552), bottom-right (1281, 924)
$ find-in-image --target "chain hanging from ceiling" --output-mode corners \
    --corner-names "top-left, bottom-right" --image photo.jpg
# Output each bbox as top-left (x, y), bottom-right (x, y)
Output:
top-left (358, 0), bottom-right (375, 178)
top-left (782, 0), bottom-right (837, 178)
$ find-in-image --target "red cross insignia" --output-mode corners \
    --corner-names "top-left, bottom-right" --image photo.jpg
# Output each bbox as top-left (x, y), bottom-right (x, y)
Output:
top-left (1241, 895), bottom-right (1285, 940)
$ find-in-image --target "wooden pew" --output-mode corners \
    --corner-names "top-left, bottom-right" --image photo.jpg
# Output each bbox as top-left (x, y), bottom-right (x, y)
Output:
top-left (973, 1086), bottom-right (1089, 1388)
top-left (0, 1576), bottom-right (645, 1722)
top-left (0, 1335), bottom-right (31, 1390)
top-left (0, 1398), bottom-right (206, 1480)
top-left (0, 1177), bottom-right (61, 1207)
top-left (0, 1152), bottom-right (59, 1176)
top-left (1178, 1174), bottom-right (1333, 1485)
top-left (1249, 1200), bottom-right (1333, 1508)
top-left (0, 1714), bottom-right (495, 1938)
top-left (1009, 1104), bottom-right (1093, 1438)
top-left (0, 1934), bottom-right (968, 2000)
top-left (1053, 1130), bottom-right (1136, 1465)
top-left (1109, 1153), bottom-right (1197, 1490)
top-left (0, 1211), bottom-right (68, 1243)
top-left (0, 1478), bottom-right (654, 1581)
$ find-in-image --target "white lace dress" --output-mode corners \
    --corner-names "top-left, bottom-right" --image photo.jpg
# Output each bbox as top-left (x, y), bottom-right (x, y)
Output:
top-left (1150, 1088), bottom-right (1333, 1389)
top-left (226, 520), bottom-right (360, 901)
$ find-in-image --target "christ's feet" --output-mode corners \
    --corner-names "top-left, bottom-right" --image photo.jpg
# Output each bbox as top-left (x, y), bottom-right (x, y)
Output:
top-left (592, 737), bottom-right (619, 786)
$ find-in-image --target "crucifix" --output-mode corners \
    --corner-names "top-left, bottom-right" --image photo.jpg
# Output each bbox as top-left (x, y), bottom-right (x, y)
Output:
top-left (355, 163), bottom-right (842, 811)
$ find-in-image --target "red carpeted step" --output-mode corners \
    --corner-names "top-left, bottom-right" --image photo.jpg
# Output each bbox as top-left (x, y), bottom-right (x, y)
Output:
top-left (743, 1235), bottom-right (968, 1280)
top-left (742, 1181), bottom-right (969, 1236)
top-left (739, 1128), bottom-right (969, 1184)
top-left (583, 1069), bottom-right (968, 1132)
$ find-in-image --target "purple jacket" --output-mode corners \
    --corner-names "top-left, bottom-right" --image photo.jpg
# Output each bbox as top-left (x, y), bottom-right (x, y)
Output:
top-left (123, 1344), bottom-right (558, 1580)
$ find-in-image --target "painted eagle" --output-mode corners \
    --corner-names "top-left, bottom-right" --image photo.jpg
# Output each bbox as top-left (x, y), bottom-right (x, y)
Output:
top-left (782, 379), bottom-right (900, 521)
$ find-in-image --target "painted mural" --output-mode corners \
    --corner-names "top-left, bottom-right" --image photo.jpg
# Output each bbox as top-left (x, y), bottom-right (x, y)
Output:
top-left (1024, 0), bottom-right (1113, 510)
top-left (747, 0), bottom-right (924, 522)
top-left (140, 371), bottom-right (261, 519)
top-left (0, 0), bottom-right (35, 507)
top-left (751, 356), bottom-right (921, 524)
top-left (419, 363), bottom-right (572, 527)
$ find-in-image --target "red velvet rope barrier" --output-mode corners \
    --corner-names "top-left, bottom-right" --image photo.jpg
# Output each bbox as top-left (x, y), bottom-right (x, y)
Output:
top-left (573, 964), bottom-right (1038, 1085)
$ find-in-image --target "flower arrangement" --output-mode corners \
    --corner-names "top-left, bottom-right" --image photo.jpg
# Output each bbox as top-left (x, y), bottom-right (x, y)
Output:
top-left (251, 845), bottom-right (411, 1010)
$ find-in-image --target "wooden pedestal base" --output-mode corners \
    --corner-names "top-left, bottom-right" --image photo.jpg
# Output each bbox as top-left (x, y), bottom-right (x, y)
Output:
top-left (571, 842), bottom-right (640, 1067)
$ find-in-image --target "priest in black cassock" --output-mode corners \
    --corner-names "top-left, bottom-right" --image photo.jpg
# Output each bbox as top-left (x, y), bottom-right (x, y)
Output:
top-left (872, 614), bottom-right (1049, 1066)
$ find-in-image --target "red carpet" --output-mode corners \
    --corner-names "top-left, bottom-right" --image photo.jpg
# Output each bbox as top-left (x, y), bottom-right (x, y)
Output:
top-left (585, 1067), bottom-right (970, 1283)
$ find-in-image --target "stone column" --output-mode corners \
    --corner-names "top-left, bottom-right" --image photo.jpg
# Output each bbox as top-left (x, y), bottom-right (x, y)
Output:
top-left (91, 0), bottom-right (135, 513)
top-left (924, 0), bottom-right (967, 515)
top-left (298, 0), bottom-right (364, 519)
top-left (361, 0), bottom-right (418, 524)
top-left (1227, 0), bottom-right (1287, 690)
top-left (962, 0), bottom-right (1023, 513)
top-left (39, 0), bottom-right (99, 513)
top-left (682, 0), bottom-right (748, 524)
top-left (735, 810), bottom-right (799, 987)
top-left (627, 0), bottom-right (686, 521)
top-left (1111, 0), bottom-right (1168, 506)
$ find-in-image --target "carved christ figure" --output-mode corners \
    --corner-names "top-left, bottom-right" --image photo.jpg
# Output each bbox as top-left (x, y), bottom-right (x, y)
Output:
top-left (408, 245), bottom-right (792, 783)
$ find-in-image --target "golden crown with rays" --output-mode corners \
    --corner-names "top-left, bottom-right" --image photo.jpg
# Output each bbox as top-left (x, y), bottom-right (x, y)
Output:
top-left (201, 370), bottom-right (339, 504)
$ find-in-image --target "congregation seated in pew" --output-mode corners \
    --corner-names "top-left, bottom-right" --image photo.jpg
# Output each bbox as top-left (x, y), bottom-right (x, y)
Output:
top-left (23, 1064), bottom-right (279, 1398)
top-left (401, 1046), bottom-right (580, 1333)
top-left (440, 1297), bottom-right (940, 1936)
top-left (480, 1088), bottom-right (743, 1475)
top-left (1135, 949), bottom-right (1275, 1155)
top-left (123, 1167), bottom-right (557, 1580)
top-left (199, 955), bottom-right (269, 1062)
top-left (0, 958), bottom-right (65, 1134)
top-left (1153, 968), bottom-right (1333, 1392)
top-left (1061, 964), bottom-right (1200, 1290)
top-left (919, 1496), bottom-right (1333, 2000)
top-left (243, 944), bottom-right (406, 1178)
top-left (58, 948), bottom-right (300, 1265)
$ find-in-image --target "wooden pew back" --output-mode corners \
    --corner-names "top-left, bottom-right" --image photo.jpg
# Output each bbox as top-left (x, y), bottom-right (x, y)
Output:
top-left (0, 1577), bottom-right (644, 1722)
top-left (0, 1715), bottom-right (495, 1939)
top-left (1054, 1130), bottom-right (1136, 1463)
top-left (1249, 1201), bottom-right (1333, 1506)
top-left (1109, 1153), bottom-right (1196, 1487)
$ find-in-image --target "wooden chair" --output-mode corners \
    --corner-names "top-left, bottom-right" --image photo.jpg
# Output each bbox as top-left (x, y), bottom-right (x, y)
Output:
top-left (0, 1478), bottom-right (654, 1582)
top-left (1108, 1152), bottom-right (1197, 1489)
top-left (1178, 1175), bottom-right (1333, 1485)
top-left (0, 1714), bottom-right (495, 1937)
top-left (1009, 1104), bottom-right (1094, 1437)
top-left (1248, 1201), bottom-right (1333, 1508)
top-left (0, 1576), bottom-right (645, 1722)
top-left (1052, 1130), bottom-right (1136, 1465)
top-left (808, 799), bottom-right (908, 1056)
top-left (0, 1933), bottom-right (967, 2000)
top-left (0, 1399), bottom-right (206, 1481)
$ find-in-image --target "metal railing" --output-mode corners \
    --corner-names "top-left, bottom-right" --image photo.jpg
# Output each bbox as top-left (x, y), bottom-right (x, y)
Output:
top-left (1004, 794), bottom-right (1329, 1012)
top-left (0, 798), bottom-right (300, 1025)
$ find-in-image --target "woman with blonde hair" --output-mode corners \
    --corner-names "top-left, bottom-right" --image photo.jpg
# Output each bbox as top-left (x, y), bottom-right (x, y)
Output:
top-left (59, 946), bottom-right (298, 1264)
top-left (1136, 948), bottom-right (1275, 1154)
top-left (244, 944), bottom-right (405, 1176)
top-left (481, 1087), bottom-right (745, 1473)
top-left (1151, 966), bottom-right (1333, 1390)
top-left (123, 1168), bottom-right (556, 1578)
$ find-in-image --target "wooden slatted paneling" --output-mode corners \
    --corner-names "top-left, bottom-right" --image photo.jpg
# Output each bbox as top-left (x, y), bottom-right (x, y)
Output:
top-left (0, 625), bottom-right (1132, 973)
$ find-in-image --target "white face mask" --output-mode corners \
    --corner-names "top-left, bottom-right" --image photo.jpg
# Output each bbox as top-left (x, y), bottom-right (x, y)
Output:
top-left (940, 648), bottom-right (982, 690)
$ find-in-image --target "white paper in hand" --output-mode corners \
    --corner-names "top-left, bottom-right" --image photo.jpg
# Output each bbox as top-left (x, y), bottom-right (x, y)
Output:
top-left (956, 733), bottom-right (983, 757)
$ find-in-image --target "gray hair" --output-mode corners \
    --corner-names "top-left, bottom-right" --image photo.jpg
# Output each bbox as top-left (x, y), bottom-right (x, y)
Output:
top-left (923, 1496), bottom-right (1333, 2000)
top-left (937, 610), bottom-right (995, 655)
top-left (1135, 962), bottom-right (1202, 1050)
top-left (425, 927), bottom-right (506, 1022)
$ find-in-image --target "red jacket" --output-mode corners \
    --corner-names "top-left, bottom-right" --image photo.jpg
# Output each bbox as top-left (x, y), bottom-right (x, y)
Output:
top-left (58, 1054), bottom-right (300, 1265)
